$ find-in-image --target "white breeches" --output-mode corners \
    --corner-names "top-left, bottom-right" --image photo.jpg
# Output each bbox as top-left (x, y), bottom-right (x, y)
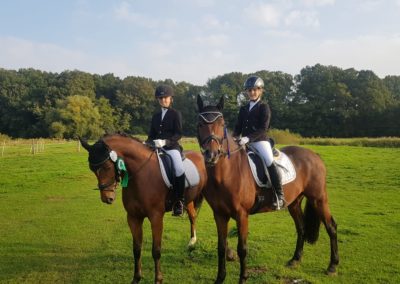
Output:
top-left (165, 149), bottom-right (185, 176)
top-left (250, 140), bottom-right (274, 167)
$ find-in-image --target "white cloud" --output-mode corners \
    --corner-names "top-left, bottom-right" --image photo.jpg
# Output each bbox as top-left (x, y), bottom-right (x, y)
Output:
top-left (245, 3), bottom-right (281, 27)
top-left (315, 35), bottom-right (400, 76)
top-left (114, 1), bottom-right (158, 28)
top-left (284, 10), bottom-right (320, 28)
top-left (301, 0), bottom-right (335, 6)
top-left (194, 34), bottom-right (229, 47)
top-left (260, 34), bottom-right (400, 77)
top-left (0, 36), bottom-right (137, 78)
top-left (202, 14), bottom-right (230, 30)
top-left (359, 0), bottom-right (383, 12)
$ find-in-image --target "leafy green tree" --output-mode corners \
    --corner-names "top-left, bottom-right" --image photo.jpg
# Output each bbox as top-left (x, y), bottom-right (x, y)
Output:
top-left (93, 73), bottom-right (122, 104)
top-left (290, 64), bottom-right (357, 137)
top-left (59, 70), bottom-right (96, 99)
top-left (383, 75), bottom-right (400, 102)
top-left (50, 95), bottom-right (103, 139)
top-left (114, 76), bottom-right (155, 134)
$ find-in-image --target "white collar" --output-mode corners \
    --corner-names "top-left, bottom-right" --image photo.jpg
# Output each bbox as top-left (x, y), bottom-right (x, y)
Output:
top-left (161, 108), bottom-right (168, 120)
top-left (249, 98), bottom-right (260, 110)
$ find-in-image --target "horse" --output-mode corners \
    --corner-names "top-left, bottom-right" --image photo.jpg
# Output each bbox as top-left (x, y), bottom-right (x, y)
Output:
top-left (196, 96), bottom-right (339, 283)
top-left (79, 133), bottom-right (207, 284)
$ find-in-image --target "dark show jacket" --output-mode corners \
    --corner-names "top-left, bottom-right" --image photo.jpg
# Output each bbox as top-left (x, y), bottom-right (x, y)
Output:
top-left (147, 108), bottom-right (183, 151)
top-left (233, 100), bottom-right (271, 142)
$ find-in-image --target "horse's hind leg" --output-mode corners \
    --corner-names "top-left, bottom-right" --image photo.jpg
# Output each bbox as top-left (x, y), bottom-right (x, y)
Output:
top-left (236, 210), bottom-right (249, 284)
top-left (316, 199), bottom-right (339, 275)
top-left (186, 201), bottom-right (197, 247)
top-left (127, 215), bottom-right (144, 284)
top-left (287, 197), bottom-right (305, 268)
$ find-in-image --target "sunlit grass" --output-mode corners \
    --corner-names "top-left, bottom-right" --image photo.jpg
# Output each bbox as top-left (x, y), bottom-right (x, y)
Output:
top-left (0, 141), bottom-right (399, 283)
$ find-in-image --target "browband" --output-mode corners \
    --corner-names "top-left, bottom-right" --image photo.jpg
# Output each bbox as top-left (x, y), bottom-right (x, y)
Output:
top-left (199, 111), bottom-right (223, 123)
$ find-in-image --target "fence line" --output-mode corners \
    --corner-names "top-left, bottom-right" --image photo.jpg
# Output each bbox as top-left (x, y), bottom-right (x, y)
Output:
top-left (0, 140), bottom-right (80, 158)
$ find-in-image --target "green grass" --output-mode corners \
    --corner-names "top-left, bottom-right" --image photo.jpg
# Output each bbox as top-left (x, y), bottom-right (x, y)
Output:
top-left (0, 141), bottom-right (399, 283)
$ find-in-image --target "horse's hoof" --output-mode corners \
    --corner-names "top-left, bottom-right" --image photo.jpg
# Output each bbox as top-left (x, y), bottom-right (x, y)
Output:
top-left (286, 259), bottom-right (300, 268)
top-left (188, 237), bottom-right (197, 248)
top-left (226, 248), bottom-right (236, 261)
top-left (326, 266), bottom-right (338, 276)
top-left (131, 275), bottom-right (142, 284)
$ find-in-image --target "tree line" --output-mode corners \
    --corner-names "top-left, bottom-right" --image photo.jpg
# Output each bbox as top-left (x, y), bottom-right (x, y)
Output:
top-left (0, 64), bottom-right (399, 139)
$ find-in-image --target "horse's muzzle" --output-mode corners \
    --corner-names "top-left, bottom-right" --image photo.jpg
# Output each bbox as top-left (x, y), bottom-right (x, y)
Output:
top-left (103, 197), bottom-right (115, 204)
top-left (204, 150), bottom-right (220, 166)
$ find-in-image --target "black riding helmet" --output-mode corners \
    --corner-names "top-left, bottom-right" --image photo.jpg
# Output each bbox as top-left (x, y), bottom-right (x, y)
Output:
top-left (243, 76), bottom-right (264, 90)
top-left (155, 84), bottom-right (174, 98)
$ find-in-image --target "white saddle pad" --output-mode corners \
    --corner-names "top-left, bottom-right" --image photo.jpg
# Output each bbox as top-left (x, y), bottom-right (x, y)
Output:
top-left (157, 153), bottom-right (200, 189)
top-left (248, 150), bottom-right (296, 188)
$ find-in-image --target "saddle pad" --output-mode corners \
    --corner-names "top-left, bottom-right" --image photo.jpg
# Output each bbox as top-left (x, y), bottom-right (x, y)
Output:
top-left (157, 152), bottom-right (200, 189)
top-left (247, 150), bottom-right (296, 188)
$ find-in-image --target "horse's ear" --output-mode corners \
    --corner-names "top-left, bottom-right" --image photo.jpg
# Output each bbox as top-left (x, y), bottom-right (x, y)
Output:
top-left (197, 94), bottom-right (204, 112)
top-left (78, 136), bottom-right (91, 152)
top-left (217, 96), bottom-right (224, 111)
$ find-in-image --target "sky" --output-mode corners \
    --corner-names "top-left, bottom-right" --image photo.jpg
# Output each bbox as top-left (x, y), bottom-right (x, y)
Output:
top-left (1, 0), bottom-right (400, 85)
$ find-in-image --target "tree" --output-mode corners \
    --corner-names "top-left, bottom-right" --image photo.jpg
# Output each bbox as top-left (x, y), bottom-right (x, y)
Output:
top-left (114, 76), bottom-right (155, 134)
top-left (50, 95), bottom-right (103, 139)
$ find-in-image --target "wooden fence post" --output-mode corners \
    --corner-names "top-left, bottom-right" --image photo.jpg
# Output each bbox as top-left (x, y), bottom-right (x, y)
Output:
top-left (30, 139), bottom-right (34, 155)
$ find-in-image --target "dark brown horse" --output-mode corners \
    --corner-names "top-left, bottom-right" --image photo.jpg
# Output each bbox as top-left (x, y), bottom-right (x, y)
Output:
top-left (80, 134), bottom-right (207, 284)
top-left (197, 96), bottom-right (339, 283)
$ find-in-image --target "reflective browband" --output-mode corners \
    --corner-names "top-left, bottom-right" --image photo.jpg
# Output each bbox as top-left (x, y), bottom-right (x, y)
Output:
top-left (199, 111), bottom-right (223, 123)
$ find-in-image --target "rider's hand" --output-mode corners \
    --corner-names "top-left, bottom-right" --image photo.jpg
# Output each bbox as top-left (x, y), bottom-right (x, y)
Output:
top-left (239, 136), bottom-right (249, 146)
top-left (153, 139), bottom-right (167, 148)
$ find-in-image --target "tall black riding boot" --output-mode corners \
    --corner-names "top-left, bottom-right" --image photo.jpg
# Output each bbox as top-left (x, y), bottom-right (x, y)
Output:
top-left (268, 162), bottom-right (286, 210)
top-left (172, 174), bottom-right (185, 216)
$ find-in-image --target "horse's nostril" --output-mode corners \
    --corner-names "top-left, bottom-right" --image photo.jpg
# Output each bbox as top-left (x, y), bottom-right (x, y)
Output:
top-left (106, 198), bottom-right (114, 204)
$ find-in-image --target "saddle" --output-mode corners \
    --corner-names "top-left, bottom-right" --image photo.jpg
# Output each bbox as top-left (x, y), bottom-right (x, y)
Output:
top-left (246, 146), bottom-right (296, 189)
top-left (156, 149), bottom-right (200, 189)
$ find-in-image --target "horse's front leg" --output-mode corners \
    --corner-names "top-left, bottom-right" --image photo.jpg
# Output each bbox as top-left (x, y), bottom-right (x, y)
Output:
top-left (149, 213), bottom-right (164, 284)
top-left (214, 213), bottom-right (229, 284)
top-left (127, 215), bottom-right (144, 284)
top-left (236, 210), bottom-right (249, 283)
top-left (186, 201), bottom-right (197, 247)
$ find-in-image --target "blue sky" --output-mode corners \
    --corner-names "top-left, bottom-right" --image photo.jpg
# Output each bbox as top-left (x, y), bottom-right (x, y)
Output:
top-left (1, 0), bottom-right (400, 85)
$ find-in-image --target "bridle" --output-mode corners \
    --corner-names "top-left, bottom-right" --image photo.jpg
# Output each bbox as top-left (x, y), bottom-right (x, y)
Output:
top-left (89, 145), bottom-right (156, 192)
top-left (198, 111), bottom-right (241, 159)
top-left (89, 155), bottom-right (120, 192)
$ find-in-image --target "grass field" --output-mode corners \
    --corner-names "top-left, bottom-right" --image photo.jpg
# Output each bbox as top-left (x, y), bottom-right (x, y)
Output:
top-left (0, 140), bottom-right (399, 283)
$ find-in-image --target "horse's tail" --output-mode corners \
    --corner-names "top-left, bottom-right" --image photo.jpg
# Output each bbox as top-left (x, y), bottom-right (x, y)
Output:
top-left (194, 194), bottom-right (204, 214)
top-left (304, 199), bottom-right (321, 244)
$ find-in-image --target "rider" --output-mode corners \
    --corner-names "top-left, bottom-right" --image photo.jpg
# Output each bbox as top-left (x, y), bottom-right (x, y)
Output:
top-left (146, 84), bottom-right (185, 216)
top-left (233, 75), bottom-right (286, 209)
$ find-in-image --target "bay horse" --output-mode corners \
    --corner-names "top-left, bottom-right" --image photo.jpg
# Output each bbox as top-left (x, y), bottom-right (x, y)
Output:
top-left (80, 133), bottom-right (207, 284)
top-left (196, 96), bottom-right (338, 283)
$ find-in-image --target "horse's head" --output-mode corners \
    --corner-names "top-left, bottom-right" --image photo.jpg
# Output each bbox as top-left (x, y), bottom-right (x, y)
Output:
top-left (80, 137), bottom-right (120, 204)
top-left (197, 95), bottom-right (226, 166)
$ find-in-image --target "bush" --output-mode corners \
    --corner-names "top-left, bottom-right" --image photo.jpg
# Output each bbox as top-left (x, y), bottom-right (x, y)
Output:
top-left (269, 129), bottom-right (302, 145)
top-left (0, 133), bottom-right (11, 142)
top-left (299, 137), bottom-right (400, 148)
